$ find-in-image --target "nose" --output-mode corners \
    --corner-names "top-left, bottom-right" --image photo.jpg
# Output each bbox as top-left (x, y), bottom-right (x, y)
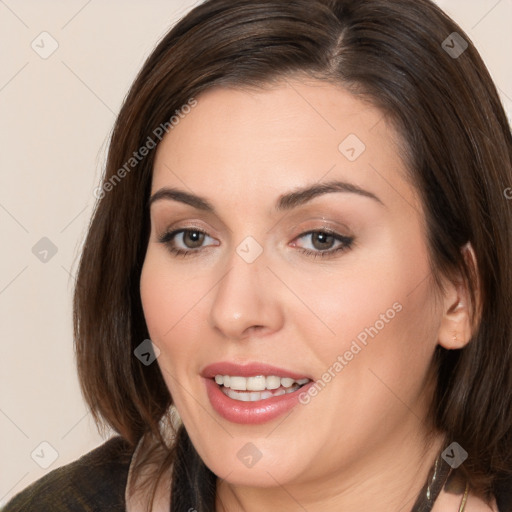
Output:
top-left (208, 247), bottom-right (285, 340)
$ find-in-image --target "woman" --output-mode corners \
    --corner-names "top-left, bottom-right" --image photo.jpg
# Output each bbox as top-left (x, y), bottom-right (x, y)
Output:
top-left (4, 0), bottom-right (511, 510)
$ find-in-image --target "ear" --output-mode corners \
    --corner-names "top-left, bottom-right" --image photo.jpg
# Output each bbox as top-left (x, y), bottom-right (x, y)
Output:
top-left (437, 243), bottom-right (480, 350)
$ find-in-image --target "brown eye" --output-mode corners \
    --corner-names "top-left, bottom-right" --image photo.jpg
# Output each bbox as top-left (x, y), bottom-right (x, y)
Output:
top-left (292, 230), bottom-right (354, 259)
top-left (182, 230), bottom-right (205, 248)
top-left (158, 228), bottom-right (218, 256)
top-left (310, 232), bottom-right (335, 250)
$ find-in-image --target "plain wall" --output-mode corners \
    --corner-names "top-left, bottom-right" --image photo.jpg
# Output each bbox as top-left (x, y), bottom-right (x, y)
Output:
top-left (0, 0), bottom-right (510, 505)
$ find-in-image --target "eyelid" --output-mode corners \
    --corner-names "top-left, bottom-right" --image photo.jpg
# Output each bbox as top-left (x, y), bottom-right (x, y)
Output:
top-left (158, 226), bottom-right (219, 246)
top-left (290, 217), bottom-right (352, 234)
top-left (291, 227), bottom-right (341, 242)
top-left (157, 219), bottom-right (219, 239)
top-left (286, 218), bottom-right (353, 240)
top-left (150, 206), bottom-right (231, 236)
top-left (290, 229), bottom-right (353, 248)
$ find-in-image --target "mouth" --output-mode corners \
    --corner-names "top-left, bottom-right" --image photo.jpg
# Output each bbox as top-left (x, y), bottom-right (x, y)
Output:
top-left (201, 362), bottom-right (314, 424)
top-left (213, 374), bottom-right (311, 402)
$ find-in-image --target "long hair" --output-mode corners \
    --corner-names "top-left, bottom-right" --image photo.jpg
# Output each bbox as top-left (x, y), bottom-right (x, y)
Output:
top-left (73, 0), bottom-right (512, 509)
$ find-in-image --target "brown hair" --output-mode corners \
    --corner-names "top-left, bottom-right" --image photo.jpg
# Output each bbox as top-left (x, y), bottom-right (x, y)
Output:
top-left (74, 0), bottom-right (512, 509)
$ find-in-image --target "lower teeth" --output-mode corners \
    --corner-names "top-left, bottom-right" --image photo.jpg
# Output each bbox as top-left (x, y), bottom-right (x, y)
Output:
top-left (220, 384), bottom-right (302, 402)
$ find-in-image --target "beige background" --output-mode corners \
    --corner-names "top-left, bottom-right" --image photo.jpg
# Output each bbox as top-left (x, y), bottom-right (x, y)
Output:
top-left (0, 0), bottom-right (510, 505)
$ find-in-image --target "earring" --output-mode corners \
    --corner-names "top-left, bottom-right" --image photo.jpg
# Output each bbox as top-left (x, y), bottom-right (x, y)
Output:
top-left (169, 403), bottom-right (182, 431)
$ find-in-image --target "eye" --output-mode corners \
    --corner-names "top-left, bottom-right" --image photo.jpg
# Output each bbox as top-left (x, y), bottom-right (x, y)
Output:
top-left (291, 230), bottom-right (354, 258)
top-left (158, 228), bottom-right (354, 259)
top-left (158, 228), bottom-right (218, 256)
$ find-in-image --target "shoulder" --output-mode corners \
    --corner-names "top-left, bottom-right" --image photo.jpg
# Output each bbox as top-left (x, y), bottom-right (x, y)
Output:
top-left (462, 476), bottom-right (512, 512)
top-left (2, 436), bottom-right (134, 512)
top-left (465, 494), bottom-right (499, 512)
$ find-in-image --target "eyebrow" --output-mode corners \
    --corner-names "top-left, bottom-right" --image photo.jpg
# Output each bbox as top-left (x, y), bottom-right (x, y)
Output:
top-left (147, 180), bottom-right (384, 212)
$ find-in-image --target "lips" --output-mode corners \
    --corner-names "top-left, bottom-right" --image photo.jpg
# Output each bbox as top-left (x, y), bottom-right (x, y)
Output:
top-left (201, 361), bottom-right (312, 380)
top-left (201, 361), bottom-right (314, 424)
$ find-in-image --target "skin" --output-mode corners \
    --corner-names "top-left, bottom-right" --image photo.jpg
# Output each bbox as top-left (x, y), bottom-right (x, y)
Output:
top-left (138, 77), bottom-right (488, 511)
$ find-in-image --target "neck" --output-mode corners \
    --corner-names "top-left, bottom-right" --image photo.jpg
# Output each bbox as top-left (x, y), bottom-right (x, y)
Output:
top-left (216, 427), bottom-right (446, 512)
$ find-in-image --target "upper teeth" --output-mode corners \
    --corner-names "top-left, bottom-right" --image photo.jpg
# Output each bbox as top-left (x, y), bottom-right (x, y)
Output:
top-left (214, 375), bottom-right (309, 391)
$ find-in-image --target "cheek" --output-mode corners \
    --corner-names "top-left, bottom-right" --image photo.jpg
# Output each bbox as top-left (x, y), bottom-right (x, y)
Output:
top-left (140, 255), bottom-right (212, 415)
top-left (286, 236), bottom-right (440, 469)
top-left (140, 252), bottom-right (206, 363)
top-left (293, 221), bottom-right (439, 386)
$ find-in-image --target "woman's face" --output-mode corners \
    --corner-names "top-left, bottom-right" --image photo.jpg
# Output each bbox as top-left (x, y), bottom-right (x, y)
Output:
top-left (140, 79), bottom-right (444, 491)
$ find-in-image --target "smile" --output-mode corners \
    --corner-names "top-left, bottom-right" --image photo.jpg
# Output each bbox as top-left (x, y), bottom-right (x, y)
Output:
top-left (201, 362), bottom-right (314, 423)
top-left (214, 375), bottom-right (310, 402)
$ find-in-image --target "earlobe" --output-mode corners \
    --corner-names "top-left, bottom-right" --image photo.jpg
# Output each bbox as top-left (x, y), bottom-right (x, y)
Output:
top-left (438, 291), bottom-right (472, 350)
top-left (437, 243), bottom-right (480, 350)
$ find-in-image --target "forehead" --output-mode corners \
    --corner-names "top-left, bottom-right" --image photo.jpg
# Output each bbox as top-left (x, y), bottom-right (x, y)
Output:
top-left (151, 79), bottom-right (418, 213)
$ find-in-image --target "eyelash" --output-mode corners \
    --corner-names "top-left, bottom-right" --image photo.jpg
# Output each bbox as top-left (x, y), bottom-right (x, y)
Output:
top-left (157, 228), bottom-right (354, 259)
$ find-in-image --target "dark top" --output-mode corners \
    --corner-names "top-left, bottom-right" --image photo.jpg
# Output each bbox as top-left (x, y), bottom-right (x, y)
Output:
top-left (3, 436), bottom-right (512, 511)
top-left (3, 437), bottom-right (133, 512)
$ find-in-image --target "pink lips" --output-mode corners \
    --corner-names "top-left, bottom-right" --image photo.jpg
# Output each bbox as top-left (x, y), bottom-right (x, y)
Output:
top-left (201, 361), bottom-right (313, 425)
top-left (201, 361), bottom-right (311, 380)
